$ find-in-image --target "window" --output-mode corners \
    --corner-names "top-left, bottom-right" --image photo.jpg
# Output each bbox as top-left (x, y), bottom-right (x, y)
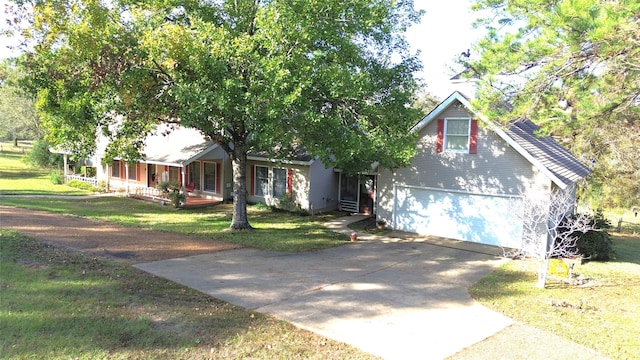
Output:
top-left (127, 163), bottom-right (137, 181)
top-left (189, 162), bottom-right (201, 190)
top-left (111, 160), bottom-right (120, 178)
top-left (445, 118), bottom-right (470, 152)
top-left (254, 166), bottom-right (269, 197)
top-left (203, 162), bottom-right (216, 192)
top-left (273, 168), bottom-right (287, 198)
top-left (168, 167), bottom-right (179, 183)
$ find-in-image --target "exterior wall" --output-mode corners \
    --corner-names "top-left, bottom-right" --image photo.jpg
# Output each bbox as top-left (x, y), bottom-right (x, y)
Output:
top-left (104, 160), bottom-right (150, 192)
top-left (377, 100), bottom-right (553, 227)
top-left (246, 160), bottom-right (312, 210)
top-left (308, 161), bottom-right (339, 213)
top-left (187, 146), bottom-right (230, 201)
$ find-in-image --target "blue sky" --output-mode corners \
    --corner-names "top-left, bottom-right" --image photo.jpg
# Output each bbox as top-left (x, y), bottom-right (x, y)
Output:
top-left (0, 0), bottom-right (483, 99)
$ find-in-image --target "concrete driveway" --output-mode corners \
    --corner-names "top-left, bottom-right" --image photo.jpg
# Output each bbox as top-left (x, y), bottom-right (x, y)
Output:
top-left (135, 232), bottom-right (513, 360)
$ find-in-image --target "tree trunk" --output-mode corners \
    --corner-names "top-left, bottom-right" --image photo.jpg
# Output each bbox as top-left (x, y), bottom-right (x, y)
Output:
top-left (536, 258), bottom-right (549, 289)
top-left (229, 143), bottom-right (253, 231)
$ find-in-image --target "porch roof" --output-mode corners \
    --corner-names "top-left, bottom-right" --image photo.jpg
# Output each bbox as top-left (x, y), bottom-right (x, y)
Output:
top-left (142, 125), bottom-right (218, 167)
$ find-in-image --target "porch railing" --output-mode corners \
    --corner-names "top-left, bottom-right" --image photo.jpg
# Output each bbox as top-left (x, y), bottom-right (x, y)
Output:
top-left (133, 186), bottom-right (164, 199)
top-left (64, 174), bottom-right (98, 187)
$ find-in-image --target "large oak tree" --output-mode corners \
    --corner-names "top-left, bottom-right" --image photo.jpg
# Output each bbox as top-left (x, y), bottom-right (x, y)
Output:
top-left (13, 0), bottom-right (423, 229)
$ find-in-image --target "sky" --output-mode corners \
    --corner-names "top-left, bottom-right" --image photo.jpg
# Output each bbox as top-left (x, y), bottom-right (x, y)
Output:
top-left (407, 0), bottom-right (485, 99)
top-left (0, 0), bottom-right (484, 99)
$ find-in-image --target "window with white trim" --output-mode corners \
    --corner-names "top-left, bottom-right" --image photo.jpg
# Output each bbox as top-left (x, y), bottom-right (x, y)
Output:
top-left (445, 118), bottom-right (471, 152)
top-left (272, 168), bottom-right (287, 198)
top-left (254, 165), bottom-right (269, 197)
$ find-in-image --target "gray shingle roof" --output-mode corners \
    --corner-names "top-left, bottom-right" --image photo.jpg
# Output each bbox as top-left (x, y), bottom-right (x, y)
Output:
top-left (506, 119), bottom-right (591, 185)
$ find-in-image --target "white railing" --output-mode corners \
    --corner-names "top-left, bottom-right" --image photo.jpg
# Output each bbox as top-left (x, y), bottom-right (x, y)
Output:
top-left (65, 174), bottom-right (99, 187)
top-left (339, 200), bottom-right (358, 213)
top-left (133, 186), bottom-right (164, 199)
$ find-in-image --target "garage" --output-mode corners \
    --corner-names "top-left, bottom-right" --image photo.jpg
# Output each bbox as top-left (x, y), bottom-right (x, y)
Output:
top-left (392, 185), bottom-right (524, 248)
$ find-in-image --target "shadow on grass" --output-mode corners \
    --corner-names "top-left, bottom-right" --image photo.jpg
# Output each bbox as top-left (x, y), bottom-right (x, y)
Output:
top-left (0, 232), bottom-right (292, 359)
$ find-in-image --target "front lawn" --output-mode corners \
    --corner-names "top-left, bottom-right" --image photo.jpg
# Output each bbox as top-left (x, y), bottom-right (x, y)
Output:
top-left (0, 230), bottom-right (375, 359)
top-left (0, 196), bottom-right (348, 252)
top-left (0, 143), bottom-right (91, 196)
top-left (469, 234), bottom-right (640, 359)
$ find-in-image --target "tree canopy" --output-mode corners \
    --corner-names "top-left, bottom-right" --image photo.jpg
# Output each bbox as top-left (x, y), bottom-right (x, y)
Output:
top-left (0, 59), bottom-right (41, 145)
top-left (464, 0), bottom-right (640, 207)
top-left (12, 0), bottom-right (423, 228)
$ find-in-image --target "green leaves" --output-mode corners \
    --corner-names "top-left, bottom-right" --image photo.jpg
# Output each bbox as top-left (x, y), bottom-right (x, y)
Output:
top-left (467, 0), bottom-right (640, 206)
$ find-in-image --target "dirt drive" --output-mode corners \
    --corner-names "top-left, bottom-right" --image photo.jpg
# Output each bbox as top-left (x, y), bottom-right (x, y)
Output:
top-left (0, 205), bottom-right (241, 263)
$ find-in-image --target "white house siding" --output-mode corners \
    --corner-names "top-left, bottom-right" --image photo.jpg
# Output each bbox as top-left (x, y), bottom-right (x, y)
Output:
top-left (377, 100), bottom-right (554, 248)
top-left (308, 161), bottom-right (339, 213)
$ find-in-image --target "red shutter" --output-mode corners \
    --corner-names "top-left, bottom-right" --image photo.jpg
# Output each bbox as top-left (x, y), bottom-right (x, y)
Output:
top-left (436, 119), bottom-right (444, 153)
top-left (250, 165), bottom-right (255, 195)
top-left (469, 119), bottom-right (478, 154)
top-left (287, 168), bottom-right (293, 195)
top-left (216, 162), bottom-right (221, 194)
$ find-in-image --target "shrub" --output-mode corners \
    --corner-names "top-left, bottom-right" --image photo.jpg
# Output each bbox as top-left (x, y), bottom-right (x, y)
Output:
top-left (157, 181), bottom-right (185, 208)
top-left (558, 209), bottom-right (613, 261)
top-left (49, 170), bottom-right (64, 184)
top-left (274, 195), bottom-right (309, 216)
top-left (66, 179), bottom-right (98, 192)
top-left (27, 138), bottom-right (63, 168)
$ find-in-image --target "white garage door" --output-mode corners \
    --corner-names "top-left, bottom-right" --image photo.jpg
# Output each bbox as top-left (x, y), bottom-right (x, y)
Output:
top-left (393, 185), bottom-right (523, 248)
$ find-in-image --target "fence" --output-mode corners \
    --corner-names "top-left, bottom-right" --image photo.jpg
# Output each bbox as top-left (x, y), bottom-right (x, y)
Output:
top-left (616, 217), bottom-right (640, 233)
top-left (64, 174), bottom-right (98, 187)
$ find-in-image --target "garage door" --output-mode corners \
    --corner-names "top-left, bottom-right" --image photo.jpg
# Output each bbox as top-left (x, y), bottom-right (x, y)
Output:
top-left (393, 185), bottom-right (523, 248)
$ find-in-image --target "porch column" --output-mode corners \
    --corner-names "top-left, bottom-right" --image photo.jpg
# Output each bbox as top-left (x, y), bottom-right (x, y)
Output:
top-left (125, 162), bottom-right (130, 196)
top-left (63, 154), bottom-right (68, 176)
top-left (181, 165), bottom-right (186, 187)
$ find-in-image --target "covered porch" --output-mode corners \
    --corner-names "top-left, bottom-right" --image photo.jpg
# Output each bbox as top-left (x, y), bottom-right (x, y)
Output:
top-left (338, 173), bottom-right (377, 215)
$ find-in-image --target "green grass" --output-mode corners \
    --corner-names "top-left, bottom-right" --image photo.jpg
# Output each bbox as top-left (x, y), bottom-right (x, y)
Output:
top-left (0, 230), bottom-right (376, 359)
top-left (605, 208), bottom-right (640, 234)
top-left (0, 143), bottom-right (91, 196)
top-left (0, 196), bottom-right (349, 252)
top-left (470, 234), bottom-right (640, 359)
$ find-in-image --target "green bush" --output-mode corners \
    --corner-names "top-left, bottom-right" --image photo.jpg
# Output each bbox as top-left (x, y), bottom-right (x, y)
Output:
top-left (66, 179), bottom-right (98, 192)
top-left (157, 181), bottom-right (185, 208)
top-left (27, 138), bottom-right (63, 168)
top-left (273, 195), bottom-right (309, 216)
top-left (49, 170), bottom-right (64, 184)
top-left (559, 209), bottom-right (613, 261)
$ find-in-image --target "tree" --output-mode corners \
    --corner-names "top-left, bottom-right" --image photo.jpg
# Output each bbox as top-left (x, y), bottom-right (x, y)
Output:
top-left (463, 0), bottom-right (640, 207)
top-left (13, 0), bottom-right (423, 230)
top-left (0, 59), bottom-right (41, 145)
top-left (519, 188), bottom-right (596, 288)
top-left (412, 89), bottom-right (441, 118)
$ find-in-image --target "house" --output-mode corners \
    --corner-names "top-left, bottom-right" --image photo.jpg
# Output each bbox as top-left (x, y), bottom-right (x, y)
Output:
top-left (65, 124), bottom-right (339, 213)
top-left (375, 91), bottom-right (591, 248)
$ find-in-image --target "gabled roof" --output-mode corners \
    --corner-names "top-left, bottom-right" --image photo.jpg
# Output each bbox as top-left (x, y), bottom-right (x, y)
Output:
top-left (413, 91), bottom-right (591, 189)
top-left (506, 120), bottom-right (591, 186)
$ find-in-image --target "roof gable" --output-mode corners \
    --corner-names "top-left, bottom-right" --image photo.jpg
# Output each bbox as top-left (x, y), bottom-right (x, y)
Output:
top-left (413, 91), bottom-right (590, 189)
